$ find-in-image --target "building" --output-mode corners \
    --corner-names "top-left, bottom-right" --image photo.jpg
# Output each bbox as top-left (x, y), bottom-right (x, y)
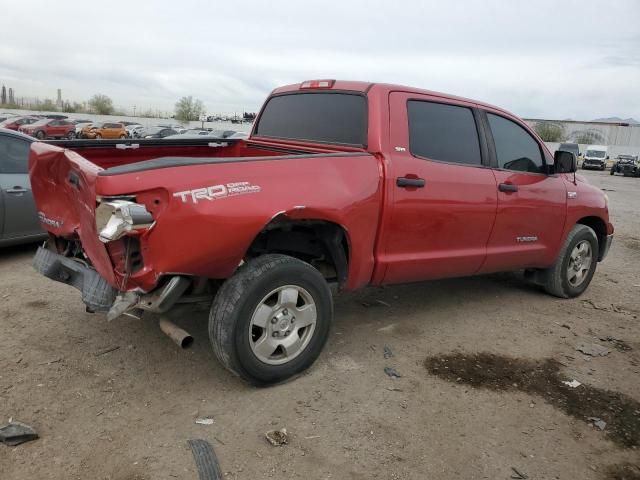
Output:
top-left (524, 118), bottom-right (640, 158)
top-left (56, 89), bottom-right (62, 107)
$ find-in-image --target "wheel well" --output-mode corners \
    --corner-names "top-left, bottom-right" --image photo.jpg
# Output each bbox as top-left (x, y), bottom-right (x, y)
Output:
top-left (577, 216), bottom-right (607, 260)
top-left (246, 219), bottom-right (349, 286)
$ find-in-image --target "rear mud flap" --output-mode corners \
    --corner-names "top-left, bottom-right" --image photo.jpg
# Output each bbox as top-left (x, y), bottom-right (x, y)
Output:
top-left (33, 247), bottom-right (117, 311)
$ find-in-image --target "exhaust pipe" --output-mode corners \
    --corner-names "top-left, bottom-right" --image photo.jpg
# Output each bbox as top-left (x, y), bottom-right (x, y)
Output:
top-left (159, 317), bottom-right (193, 349)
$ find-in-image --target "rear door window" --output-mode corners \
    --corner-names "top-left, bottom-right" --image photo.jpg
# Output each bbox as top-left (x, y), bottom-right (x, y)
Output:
top-left (487, 113), bottom-right (544, 173)
top-left (407, 100), bottom-right (482, 165)
top-left (0, 136), bottom-right (30, 174)
top-left (255, 92), bottom-right (367, 146)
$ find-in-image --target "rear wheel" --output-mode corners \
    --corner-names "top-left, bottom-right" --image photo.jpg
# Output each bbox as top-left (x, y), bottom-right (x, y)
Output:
top-left (35, 131), bottom-right (45, 140)
top-left (95, 133), bottom-right (102, 139)
top-left (539, 224), bottom-right (598, 298)
top-left (120, 134), bottom-right (126, 139)
top-left (610, 167), bottom-right (615, 175)
top-left (67, 131), bottom-right (75, 139)
top-left (209, 254), bottom-right (333, 386)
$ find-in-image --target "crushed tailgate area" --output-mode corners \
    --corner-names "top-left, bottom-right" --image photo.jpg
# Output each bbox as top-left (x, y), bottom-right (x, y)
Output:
top-left (1, 169), bottom-right (639, 480)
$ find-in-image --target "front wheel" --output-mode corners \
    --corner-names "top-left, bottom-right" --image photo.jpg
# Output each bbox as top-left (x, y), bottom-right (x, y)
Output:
top-left (610, 167), bottom-right (615, 175)
top-left (209, 254), bottom-right (333, 386)
top-left (539, 224), bottom-right (599, 298)
top-left (67, 131), bottom-right (76, 139)
top-left (95, 133), bottom-right (102, 139)
top-left (35, 131), bottom-right (45, 140)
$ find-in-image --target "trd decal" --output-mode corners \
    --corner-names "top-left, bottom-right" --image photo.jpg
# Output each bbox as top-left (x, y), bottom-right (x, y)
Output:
top-left (173, 182), bottom-right (261, 204)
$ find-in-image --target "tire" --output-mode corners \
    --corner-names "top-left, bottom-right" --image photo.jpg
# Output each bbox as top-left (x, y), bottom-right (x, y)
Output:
top-left (209, 254), bottom-right (333, 386)
top-left (539, 224), bottom-right (599, 298)
top-left (120, 134), bottom-right (126, 139)
top-left (35, 130), bottom-right (45, 140)
top-left (67, 131), bottom-right (75, 139)
top-left (95, 133), bottom-right (102, 139)
top-left (610, 168), bottom-right (615, 175)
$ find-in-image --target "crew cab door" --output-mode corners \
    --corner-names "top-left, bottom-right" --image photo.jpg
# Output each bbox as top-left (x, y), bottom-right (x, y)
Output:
top-left (478, 111), bottom-right (567, 272)
top-left (380, 92), bottom-right (498, 284)
top-left (0, 134), bottom-right (41, 239)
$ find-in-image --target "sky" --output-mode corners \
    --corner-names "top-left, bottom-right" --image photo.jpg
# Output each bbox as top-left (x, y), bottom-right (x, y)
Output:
top-left (1, 0), bottom-right (639, 119)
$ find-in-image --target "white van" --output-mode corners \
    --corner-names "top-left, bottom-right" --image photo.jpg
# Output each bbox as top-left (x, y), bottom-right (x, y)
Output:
top-left (582, 145), bottom-right (609, 170)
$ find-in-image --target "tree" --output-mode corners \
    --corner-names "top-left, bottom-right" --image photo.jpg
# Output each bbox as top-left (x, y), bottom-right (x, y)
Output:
top-left (88, 94), bottom-right (114, 115)
top-left (534, 121), bottom-right (564, 142)
top-left (35, 99), bottom-right (57, 112)
top-left (174, 96), bottom-right (204, 122)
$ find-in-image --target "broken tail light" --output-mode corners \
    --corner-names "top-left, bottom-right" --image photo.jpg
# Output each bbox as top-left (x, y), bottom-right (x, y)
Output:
top-left (95, 199), bottom-right (154, 243)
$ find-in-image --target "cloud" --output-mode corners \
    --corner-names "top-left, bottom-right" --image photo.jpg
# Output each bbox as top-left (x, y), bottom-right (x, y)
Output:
top-left (1, 0), bottom-right (639, 118)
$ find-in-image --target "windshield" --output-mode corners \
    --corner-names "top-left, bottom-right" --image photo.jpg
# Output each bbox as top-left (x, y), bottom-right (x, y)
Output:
top-left (586, 150), bottom-right (606, 158)
top-left (255, 92), bottom-right (367, 146)
top-left (30, 119), bottom-right (50, 127)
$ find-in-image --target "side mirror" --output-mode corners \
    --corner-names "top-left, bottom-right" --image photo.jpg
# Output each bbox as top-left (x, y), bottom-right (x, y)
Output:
top-left (554, 150), bottom-right (577, 174)
top-left (606, 155), bottom-right (610, 160)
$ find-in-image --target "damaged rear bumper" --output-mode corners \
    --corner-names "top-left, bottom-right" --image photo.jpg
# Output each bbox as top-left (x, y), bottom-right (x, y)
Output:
top-left (33, 246), bottom-right (117, 311)
top-left (33, 246), bottom-right (191, 317)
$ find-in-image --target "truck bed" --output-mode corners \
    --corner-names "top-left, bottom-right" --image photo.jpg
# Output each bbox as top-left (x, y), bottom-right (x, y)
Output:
top-left (29, 137), bottom-right (381, 294)
top-left (45, 137), bottom-right (331, 171)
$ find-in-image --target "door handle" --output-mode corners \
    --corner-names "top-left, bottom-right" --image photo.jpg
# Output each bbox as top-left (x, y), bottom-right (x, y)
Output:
top-left (6, 187), bottom-right (28, 194)
top-left (397, 177), bottom-right (425, 188)
top-left (498, 183), bottom-right (518, 193)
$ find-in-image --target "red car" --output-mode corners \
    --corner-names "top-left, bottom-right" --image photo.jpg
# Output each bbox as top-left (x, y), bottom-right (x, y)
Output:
top-left (19, 118), bottom-right (76, 139)
top-left (29, 80), bottom-right (613, 385)
top-left (0, 115), bottom-right (39, 131)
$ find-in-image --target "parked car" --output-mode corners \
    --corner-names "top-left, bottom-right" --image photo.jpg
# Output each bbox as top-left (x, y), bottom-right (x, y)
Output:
top-left (142, 127), bottom-right (178, 138)
top-left (0, 114), bottom-right (17, 123)
top-left (0, 129), bottom-right (46, 246)
top-left (582, 145), bottom-right (609, 170)
top-left (126, 125), bottom-right (145, 138)
top-left (0, 116), bottom-right (39, 131)
top-left (74, 122), bottom-right (94, 136)
top-left (29, 79), bottom-right (613, 386)
top-left (81, 122), bottom-right (127, 139)
top-left (610, 154), bottom-right (640, 177)
top-left (164, 129), bottom-right (240, 139)
top-left (18, 118), bottom-right (76, 139)
top-left (557, 142), bottom-right (580, 159)
top-left (227, 131), bottom-right (249, 139)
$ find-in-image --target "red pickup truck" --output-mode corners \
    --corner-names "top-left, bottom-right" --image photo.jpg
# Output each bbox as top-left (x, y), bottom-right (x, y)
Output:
top-left (29, 80), bottom-right (613, 385)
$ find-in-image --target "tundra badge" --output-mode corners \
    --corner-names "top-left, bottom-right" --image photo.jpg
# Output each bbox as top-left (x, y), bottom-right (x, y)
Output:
top-left (516, 236), bottom-right (538, 243)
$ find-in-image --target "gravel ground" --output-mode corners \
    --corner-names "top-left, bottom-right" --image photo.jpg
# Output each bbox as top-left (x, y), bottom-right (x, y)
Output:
top-left (1, 169), bottom-right (639, 480)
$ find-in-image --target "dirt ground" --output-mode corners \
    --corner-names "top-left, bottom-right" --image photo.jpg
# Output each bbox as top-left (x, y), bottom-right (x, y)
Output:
top-left (1, 169), bottom-right (639, 480)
